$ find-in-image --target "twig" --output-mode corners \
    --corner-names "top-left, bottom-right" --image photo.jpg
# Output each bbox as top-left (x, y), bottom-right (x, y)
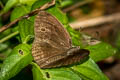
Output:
top-left (69, 12), bottom-right (120, 29)
top-left (0, 0), bottom-right (55, 33)
top-left (0, 19), bottom-right (21, 33)
top-left (0, 31), bottom-right (19, 43)
top-left (63, 0), bottom-right (93, 12)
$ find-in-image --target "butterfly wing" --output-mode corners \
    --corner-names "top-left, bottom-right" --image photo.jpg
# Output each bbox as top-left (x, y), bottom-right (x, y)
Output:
top-left (39, 47), bottom-right (89, 68)
top-left (32, 11), bottom-right (89, 68)
top-left (32, 11), bottom-right (72, 68)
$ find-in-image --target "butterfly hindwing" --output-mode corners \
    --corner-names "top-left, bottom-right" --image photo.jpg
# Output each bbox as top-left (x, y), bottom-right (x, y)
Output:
top-left (39, 47), bottom-right (89, 68)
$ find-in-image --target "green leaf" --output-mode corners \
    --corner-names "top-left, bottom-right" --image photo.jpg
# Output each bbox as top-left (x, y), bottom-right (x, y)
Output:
top-left (46, 5), bottom-right (68, 25)
top-left (31, 59), bottom-right (108, 80)
top-left (43, 68), bottom-right (82, 80)
top-left (0, 43), bottom-right (8, 51)
top-left (72, 58), bottom-right (109, 80)
top-left (19, 0), bottom-right (38, 6)
top-left (3, 0), bottom-right (36, 13)
top-left (18, 18), bottom-right (34, 43)
top-left (31, 62), bottom-right (82, 80)
top-left (0, 44), bottom-right (33, 80)
top-left (86, 42), bottom-right (117, 62)
top-left (10, 5), bottom-right (31, 21)
top-left (0, 48), bottom-right (12, 61)
top-left (59, 0), bottom-right (73, 8)
top-left (31, 0), bottom-right (51, 10)
top-left (0, 43), bottom-right (12, 61)
top-left (66, 25), bottom-right (84, 47)
top-left (31, 62), bottom-right (46, 80)
top-left (3, 0), bottom-right (19, 13)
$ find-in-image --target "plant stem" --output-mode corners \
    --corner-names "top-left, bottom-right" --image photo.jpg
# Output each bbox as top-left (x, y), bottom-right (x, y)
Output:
top-left (0, 31), bottom-right (19, 43)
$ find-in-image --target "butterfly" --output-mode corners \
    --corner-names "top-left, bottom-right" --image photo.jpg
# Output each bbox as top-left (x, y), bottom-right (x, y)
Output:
top-left (32, 11), bottom-right (89, 68)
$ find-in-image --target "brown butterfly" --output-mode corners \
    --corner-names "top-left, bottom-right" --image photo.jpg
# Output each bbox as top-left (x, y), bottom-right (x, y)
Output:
top-left (32, 11), bottom-right (89, 68)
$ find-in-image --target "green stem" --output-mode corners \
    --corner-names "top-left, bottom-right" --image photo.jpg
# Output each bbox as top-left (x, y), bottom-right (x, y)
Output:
top-left (23, 35), bottom-right (34, 44)
top-left (0, 31), bottom-right (19, 43)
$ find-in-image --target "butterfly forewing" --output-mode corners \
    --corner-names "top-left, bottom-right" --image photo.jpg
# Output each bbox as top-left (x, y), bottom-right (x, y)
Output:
top-left (32, 11), bottom-right (89, 68)
top-left (32, 11), bottom-right (71, 67)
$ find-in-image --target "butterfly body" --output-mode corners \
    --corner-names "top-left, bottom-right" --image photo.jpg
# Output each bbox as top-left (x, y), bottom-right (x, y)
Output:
top-left (32, 11), bottom-right (89, 68)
